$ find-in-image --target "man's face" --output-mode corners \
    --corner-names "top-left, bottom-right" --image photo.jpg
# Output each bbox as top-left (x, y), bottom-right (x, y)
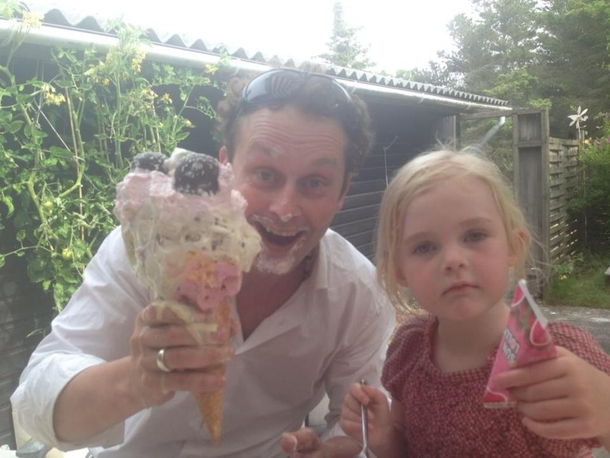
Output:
top-left (220, 105), bottom-right (350, 275)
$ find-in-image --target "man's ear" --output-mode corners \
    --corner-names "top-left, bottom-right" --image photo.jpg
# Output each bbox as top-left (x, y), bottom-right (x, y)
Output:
top-left (218, 146), bottom-right (228, 165)
top-left (337, 173), bottom-right (352, 206)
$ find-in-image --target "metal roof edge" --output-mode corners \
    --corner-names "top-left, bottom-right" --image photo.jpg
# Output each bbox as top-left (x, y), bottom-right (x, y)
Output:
top-left (0, 15), bottom-right (511, 111)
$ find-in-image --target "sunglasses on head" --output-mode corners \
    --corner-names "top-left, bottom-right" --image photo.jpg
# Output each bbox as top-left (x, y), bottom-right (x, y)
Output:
top-left (238, 69), bottom-right (357, 135)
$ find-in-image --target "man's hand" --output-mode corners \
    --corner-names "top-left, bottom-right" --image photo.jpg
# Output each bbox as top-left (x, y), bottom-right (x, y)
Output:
top-left (128, 300), bottom-right (234, 408)
top-left (495, 346), bottom-right (610, 444)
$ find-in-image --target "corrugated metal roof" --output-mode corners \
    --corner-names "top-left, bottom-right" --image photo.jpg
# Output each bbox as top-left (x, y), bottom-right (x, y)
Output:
top-left (17, 1), bottom-right (509, 108)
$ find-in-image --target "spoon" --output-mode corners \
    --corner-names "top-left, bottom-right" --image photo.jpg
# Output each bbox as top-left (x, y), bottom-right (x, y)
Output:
top-left (354, 379), bottom-right (369, 458)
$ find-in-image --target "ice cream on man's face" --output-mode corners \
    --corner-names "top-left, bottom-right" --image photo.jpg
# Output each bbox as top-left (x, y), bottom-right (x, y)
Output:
top-left (113, 149), bottom-right (261, 444)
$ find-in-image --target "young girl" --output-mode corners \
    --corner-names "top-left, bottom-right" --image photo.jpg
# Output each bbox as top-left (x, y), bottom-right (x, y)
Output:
top-left (339, 149), bottom-right (610, 457)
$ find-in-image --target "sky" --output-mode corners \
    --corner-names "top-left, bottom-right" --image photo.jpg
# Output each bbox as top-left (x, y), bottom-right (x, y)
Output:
top-left (27, 0), bottom-right (475, 75)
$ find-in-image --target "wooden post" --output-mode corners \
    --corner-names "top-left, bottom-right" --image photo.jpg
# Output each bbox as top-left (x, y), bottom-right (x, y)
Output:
top-left (512, 109), bottom-right (550, 298)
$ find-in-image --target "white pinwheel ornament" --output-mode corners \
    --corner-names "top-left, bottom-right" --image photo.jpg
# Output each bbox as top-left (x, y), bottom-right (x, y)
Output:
top-left (568, 106), bottom-right (588, 130)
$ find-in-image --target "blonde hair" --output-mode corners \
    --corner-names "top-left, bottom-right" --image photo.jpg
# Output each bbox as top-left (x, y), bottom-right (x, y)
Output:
top-left (375, 147), bottom-right (531, 309)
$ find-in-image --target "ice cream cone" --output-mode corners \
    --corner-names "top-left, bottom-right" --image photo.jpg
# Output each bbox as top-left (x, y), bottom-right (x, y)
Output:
top-left (114, 150), bottom-right (261, 445)
top-left (194, 298), bottom-right (231, 444)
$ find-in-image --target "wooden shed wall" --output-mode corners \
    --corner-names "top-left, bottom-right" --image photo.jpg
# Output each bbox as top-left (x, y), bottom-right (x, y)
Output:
top-left (0, 250), bottom-right (53, 449)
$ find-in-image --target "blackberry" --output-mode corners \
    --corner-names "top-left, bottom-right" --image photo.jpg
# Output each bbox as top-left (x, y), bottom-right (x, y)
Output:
top-left (173, 152), bottom-right (220, 195)
top-left (130, 152), bottom-right (167, 172)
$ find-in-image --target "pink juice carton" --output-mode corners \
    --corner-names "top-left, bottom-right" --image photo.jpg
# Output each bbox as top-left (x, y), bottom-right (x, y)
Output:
top-left (483, 279), bottom-right (557, 408)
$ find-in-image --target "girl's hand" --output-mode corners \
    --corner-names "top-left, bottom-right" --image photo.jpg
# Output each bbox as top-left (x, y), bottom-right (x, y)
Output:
top-left (494, 346), bottom-right (610, 442)
top-left (340, 383), bottom-right (393, 451)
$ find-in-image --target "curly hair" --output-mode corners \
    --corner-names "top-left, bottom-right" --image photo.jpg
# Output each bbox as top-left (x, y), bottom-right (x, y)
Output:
top-left (216, 66), bottom-right (375, 177)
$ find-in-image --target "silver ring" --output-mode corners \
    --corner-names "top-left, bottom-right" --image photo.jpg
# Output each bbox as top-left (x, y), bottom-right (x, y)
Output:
top-left (156, 348), bottom-right (171, 373)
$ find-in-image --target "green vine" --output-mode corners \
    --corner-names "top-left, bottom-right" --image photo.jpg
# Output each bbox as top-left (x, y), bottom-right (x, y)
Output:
top-left (0, 2), bottom-right (227, 311)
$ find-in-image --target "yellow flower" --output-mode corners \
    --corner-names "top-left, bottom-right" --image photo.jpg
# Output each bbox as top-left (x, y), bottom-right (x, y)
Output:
top-left (44, 92), bottom-right (65, 106)
top-left (131, 59), bottom-right (142, 73)
top-left (41, 82), bottom-right (55, 93)
top-left (22, 11), bottom-right (43, 28)
top-left (205, 64), bottom-right (218, 75)
top-left (102, 78), bottom-right (110, 86)
top-left (160, 93), bottom-right (172, 104)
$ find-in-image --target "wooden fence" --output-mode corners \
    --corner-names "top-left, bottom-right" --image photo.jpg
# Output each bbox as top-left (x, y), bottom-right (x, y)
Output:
top-left (512, 109), bottom-right (582, 295)
top-left (548, 138), bottom-right (580, 266)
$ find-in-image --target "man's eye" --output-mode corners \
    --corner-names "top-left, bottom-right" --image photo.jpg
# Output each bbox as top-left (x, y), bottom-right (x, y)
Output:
top-left (307, 178), bottom-right (324, 188)
top-left (256, 170), bottom-right (274, 182)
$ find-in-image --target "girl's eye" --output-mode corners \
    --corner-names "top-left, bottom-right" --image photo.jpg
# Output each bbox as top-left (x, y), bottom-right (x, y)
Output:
top-left (466, 231), bottom-right (487, 242)
top-left (413, 242), bottom-right (434, 255)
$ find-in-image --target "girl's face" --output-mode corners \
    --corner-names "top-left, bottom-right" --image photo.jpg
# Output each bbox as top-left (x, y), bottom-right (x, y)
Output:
top-left (396, 176), bottom-right (517, 322)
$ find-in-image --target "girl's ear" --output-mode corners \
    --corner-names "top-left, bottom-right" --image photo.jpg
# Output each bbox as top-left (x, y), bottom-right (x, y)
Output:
top-left (396, 268), bottom-right (409, 288)
top-left (508, 228), bottom-right (529, 267)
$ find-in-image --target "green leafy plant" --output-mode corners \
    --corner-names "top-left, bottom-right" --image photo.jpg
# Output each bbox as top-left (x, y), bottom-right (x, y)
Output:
top-left (0, 5), bottom-right (226, 311)
top-left (552, 252), bottom-right (585, 281)
top-left (570, 112), bottom-right (610, 253)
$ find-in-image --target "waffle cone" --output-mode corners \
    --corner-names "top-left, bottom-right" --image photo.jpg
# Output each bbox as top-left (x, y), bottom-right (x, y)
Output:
top-left (195, 299), bottom-right (231, 444)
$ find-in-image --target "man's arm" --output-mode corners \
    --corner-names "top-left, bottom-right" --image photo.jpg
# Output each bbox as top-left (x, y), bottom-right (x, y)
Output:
top-left (52, 357), bottom-right (142, 443)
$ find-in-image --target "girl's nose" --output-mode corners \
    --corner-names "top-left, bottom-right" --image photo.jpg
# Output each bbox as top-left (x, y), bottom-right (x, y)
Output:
top-left (269, 185), bottom-right (302, 221)
top-left (443, 244), bottom-right (466, 271)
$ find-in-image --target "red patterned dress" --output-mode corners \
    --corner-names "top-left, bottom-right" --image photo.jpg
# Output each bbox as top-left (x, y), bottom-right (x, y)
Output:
top-left (382, 313), bottom-right (610, 457)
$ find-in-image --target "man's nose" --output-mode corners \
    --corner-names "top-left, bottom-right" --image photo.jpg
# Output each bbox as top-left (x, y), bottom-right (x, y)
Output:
top-left (269, 184), bottom-right (302, 221)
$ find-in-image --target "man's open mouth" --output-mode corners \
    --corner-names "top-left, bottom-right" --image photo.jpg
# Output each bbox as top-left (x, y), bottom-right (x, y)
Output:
top-left (255, 223), bottom-right (305, 247)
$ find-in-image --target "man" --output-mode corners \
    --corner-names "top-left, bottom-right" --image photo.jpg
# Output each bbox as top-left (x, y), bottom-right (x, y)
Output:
top-left (12, 68), bottom-right (395, 457)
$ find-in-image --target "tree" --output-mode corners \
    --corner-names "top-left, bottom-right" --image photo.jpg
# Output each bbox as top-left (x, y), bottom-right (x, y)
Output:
top-left (318, 2), bottom-right (375, 70)
top-left (409, 0), bottom-right (610, 137)
top-left (537, 0), bottom-right (610, 137)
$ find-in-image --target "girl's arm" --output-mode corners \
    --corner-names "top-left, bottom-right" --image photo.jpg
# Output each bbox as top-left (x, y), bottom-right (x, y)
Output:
top-left (369, 397), bottom-right (408, 458)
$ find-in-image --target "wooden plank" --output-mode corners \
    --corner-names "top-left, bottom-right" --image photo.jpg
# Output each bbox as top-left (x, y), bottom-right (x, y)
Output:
top-left (0, 314), bottom-right (50, 353)
top-left (331, 204), bottom-right (379, 227)
top-left (0, 347), bottom-right (37, 380)
top-left (549, 137), bottom-right (580, 146)
top-left (341, 191), bottom-right (384, 211)
top-left (356, 242), bottom-right (374, 259)
top-left (0, 404), bottom-right (13, 444)
top-left (331, 217), bottom-right (377, 238)
top-left (347, 180), bottom-right (386, 196)
top-left (345, 231), bottom-right (374, 248)
top-left (352, 168), bottom-right (390, 183)
top-left (0, 294), bottom-right (54, 326)
top-left (461, 111), bottom-right (514, 121)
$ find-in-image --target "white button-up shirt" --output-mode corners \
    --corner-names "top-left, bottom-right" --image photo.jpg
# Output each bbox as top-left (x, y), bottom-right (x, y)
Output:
top-left (12, 228), bottom-right (395, 457)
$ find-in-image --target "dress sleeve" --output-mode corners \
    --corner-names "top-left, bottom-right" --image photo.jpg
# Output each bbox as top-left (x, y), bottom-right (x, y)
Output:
top-left (550, 322), bottom-right (610, 373)
top-left (381, 315), bottom-right (428, 402)
top-left (10, 228), bottom-right (150, 450)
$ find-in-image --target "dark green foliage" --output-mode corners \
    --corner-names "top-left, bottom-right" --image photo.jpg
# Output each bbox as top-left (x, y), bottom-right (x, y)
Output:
top-left (570, 113), bottom-right (610, 253)
top-left (0, 7), bottom-right (225, 311)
